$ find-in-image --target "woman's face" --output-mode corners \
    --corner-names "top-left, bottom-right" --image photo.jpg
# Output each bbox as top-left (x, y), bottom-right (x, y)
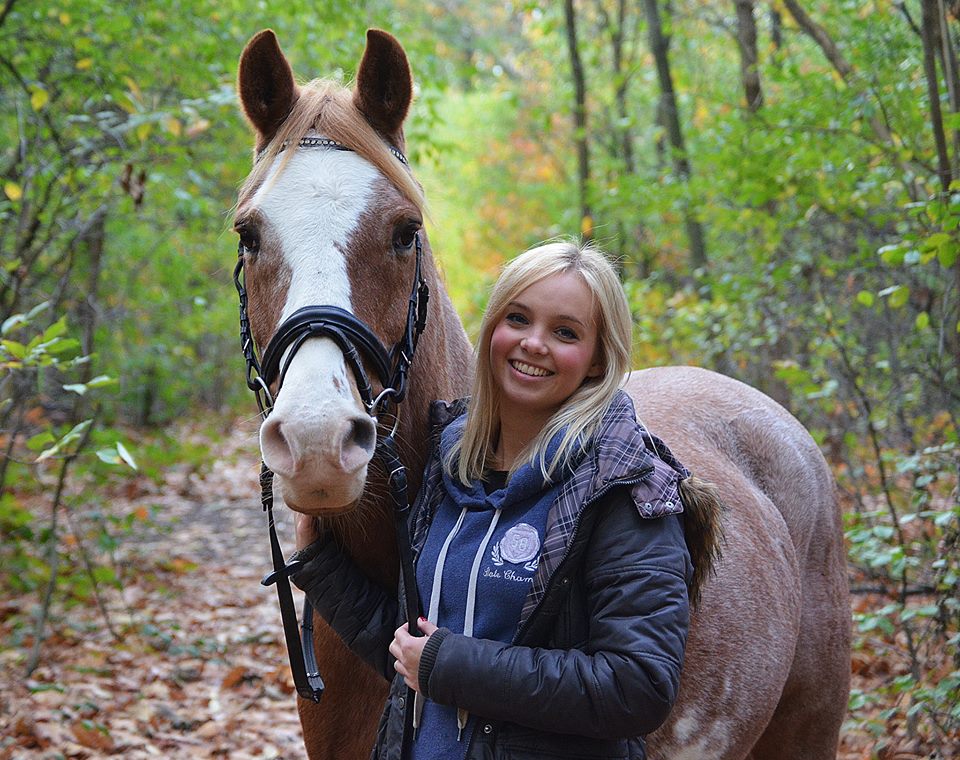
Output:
top-left (488, 271), bottom-right (603, 433)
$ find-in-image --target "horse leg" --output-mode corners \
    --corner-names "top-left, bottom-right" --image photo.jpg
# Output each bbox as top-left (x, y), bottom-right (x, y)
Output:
top-left (299, 615), bottom-right (389, 760)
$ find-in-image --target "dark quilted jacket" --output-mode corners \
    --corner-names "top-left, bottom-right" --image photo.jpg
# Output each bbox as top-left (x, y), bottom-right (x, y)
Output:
top-left (292, 389), bottom-right (692, 760)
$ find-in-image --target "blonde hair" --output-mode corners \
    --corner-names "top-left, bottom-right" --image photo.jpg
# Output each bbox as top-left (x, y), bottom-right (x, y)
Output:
top-left (237, 80), bottom-right (425, 211)
top-left (446, 239), bottom-right (633, 485)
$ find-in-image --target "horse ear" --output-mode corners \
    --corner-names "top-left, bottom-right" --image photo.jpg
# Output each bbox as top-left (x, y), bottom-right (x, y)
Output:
top-left (353, 29), bottom-right (412, 146)
top-left (237, 29), bottom-right (298, 147)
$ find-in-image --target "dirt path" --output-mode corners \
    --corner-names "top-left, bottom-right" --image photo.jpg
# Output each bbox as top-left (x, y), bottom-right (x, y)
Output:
top-left (1, 425), bottom-right (310, 759)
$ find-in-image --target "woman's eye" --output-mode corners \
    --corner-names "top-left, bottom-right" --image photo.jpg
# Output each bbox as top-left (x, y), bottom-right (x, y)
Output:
top-left (505, 313), bottom-right (528, 325)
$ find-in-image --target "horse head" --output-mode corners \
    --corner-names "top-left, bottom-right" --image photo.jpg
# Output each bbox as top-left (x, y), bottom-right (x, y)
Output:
top-left (234, 29), bottom-right (442, 516)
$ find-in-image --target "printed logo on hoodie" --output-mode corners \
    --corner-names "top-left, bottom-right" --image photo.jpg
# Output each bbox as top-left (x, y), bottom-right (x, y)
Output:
top-left (490, 523), bottom-right (540, 573)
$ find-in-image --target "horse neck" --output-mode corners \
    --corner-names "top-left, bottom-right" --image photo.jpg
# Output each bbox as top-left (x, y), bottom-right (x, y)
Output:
top-left (331, 255), bottom-right (473, 590)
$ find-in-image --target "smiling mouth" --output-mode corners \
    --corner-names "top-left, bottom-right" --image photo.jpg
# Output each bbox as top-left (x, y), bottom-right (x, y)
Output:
top-left (510, 360), bottom-right (553, 377)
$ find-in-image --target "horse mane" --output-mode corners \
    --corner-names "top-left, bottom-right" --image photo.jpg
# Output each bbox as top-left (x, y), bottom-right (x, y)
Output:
top-left (237, 79), bottom-right (425, 212)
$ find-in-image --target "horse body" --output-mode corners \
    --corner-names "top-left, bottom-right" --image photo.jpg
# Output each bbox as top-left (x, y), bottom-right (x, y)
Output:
top-left (233, 29), bottom-right (849, 760)
top-left (628, 367), bottom-right (849, 759)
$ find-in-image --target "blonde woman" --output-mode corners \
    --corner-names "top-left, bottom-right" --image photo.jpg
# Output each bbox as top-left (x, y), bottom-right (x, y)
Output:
top-left (294, 239), bottom-right (697, 760)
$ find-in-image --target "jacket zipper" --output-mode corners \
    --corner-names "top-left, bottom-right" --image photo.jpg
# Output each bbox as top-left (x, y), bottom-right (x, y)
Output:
top-left (460, 465), bottom-right (657, 757)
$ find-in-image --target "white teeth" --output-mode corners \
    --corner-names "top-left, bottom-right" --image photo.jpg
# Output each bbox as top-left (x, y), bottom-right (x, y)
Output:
top-left (511, 361), bottom-right (551, 377)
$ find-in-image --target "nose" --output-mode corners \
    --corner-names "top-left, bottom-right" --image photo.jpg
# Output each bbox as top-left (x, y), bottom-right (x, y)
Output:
top-left (521, 333), bottom-right (548, 354)
top-left (260, 411), bottom-right (377, 477)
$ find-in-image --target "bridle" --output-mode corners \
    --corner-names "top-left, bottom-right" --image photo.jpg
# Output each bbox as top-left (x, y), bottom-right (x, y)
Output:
top-left (234, 136), bottom-right (427, 704)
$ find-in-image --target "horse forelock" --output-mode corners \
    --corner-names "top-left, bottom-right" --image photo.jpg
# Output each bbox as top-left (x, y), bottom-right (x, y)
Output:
top-left (238, 80), bottom-right (424, 213)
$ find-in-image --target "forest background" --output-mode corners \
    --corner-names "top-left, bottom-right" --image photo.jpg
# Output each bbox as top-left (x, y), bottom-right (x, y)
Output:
top-left (1, 0), bottom-right (958, 757)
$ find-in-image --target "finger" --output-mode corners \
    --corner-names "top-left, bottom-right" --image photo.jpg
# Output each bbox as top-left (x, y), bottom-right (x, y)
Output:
top-left (294, 515), bottom-right (321, 550)
top-left (417, 618), bottom-right (438, 636)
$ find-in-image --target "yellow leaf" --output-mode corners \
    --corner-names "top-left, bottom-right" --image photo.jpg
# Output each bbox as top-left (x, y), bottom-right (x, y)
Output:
top-left (581, 215), bottom-right (593, 237)
top-left (30, 87), bottom-right (49, 111)
top-left (59, 12), bottom-right (71, 25)
top-left (4, 182), bottom-right (22, 201)
top-left (75, 57), bottom-right (93, 71)
top-left (164, 117), bottom-right (182, 137)
top-left (135, 122), bottom-right (153, 142)
top-left (123, 76), bottom-right (142, 102)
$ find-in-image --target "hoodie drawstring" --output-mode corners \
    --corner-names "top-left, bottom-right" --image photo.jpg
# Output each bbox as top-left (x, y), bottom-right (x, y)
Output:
top-left (415, 505), bottom-right (502, 741)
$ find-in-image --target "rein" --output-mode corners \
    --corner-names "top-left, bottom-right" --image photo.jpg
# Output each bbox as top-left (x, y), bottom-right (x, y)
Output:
top-left (234, 136), bottom-right (427, 704)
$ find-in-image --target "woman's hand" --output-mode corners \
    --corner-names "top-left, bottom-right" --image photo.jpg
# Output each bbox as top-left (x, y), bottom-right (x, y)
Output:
top-left (389, 618), bottom-right (438, 693)
top-left (295, 513), bottom-right (321, 550)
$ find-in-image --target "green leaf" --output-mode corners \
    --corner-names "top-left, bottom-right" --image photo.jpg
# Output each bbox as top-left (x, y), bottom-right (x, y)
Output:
top-left (1, 313), bottom-right (27, 335)
top-left (85, 375), bottom-right (117, 389)
top-left (940, 243), bottom-right (959, 268)
top-left (26, 431), bottom-right (56, 451)
top-left (856, 291), bottom-right (875, 307)
top-left (878, 284), bottom-right (909, 308)
top-left (41, 338), bottom-right (81, 355)
top-left (923, 232), bottom-right (952, 249)
top-left (915, 312), bottom-right (930, 330)
top-left (116, 440), bottom-right (138, 470)
top-left (96, 447), bottom-right (121, 465)
top-left (878, 243), bottom-right (905, 265)
top-left (42, 317), bottom-right (68, 342)
top-left (1, 340), bottom-right (26, 359)
top-left (36, 419), bottom-right (93, 462)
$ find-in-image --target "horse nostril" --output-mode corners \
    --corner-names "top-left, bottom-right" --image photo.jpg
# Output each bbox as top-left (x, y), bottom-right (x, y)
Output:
top-left (261, 417), bottom-right (297, 476)
top-left (337, 416), bottom-right (376, 473)
top-left (347, 416), bottom-right (376, 455)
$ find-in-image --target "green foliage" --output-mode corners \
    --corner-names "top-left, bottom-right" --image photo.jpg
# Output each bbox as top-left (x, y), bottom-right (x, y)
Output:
top-left (0, 304), bottom-right (138, 617)
top-left (0, 0), bottom-right (957, 749)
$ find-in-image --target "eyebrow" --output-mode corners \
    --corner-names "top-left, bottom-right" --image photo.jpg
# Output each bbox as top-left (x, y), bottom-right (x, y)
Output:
top-left (506, 300), bottom-right (588, 328)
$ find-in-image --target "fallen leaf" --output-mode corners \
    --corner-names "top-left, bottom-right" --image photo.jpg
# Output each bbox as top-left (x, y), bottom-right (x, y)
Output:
top-left (221, 664), bottom-right (248, 689)
top-left (71, 720), bottom-right (114, 751)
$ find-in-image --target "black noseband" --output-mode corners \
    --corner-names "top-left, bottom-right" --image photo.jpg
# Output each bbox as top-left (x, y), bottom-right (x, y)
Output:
top-left (259, 304), bottom-right (392, 409)
top-left (234, 231), bottom-right (427, 417)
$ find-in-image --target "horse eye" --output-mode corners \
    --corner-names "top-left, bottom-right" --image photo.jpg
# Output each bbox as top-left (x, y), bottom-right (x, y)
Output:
top-left (392, 222), bottom-right (420, 255)
top-left (236, 224), bottom-right (260, 256)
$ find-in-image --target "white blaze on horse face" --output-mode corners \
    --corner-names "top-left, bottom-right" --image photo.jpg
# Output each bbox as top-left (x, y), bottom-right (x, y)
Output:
top-left (252, 148), bottom-right (380, 512)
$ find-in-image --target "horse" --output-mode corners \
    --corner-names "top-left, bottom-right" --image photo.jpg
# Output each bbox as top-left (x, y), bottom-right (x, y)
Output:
top-left (232, 28), bottom-right (851, 760)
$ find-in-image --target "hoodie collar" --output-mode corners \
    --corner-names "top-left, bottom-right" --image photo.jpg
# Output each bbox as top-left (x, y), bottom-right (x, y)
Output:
top-left (438, 412), bottom-right (568, 511)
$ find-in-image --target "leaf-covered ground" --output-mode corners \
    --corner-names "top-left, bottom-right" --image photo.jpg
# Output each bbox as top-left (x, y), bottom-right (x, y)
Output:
top-left (0, 423), bottom-right (954, 759)
top-left (0, 423), bottom-right (306, 759)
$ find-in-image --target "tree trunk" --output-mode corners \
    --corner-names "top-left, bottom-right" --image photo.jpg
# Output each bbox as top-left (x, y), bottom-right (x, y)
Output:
top-left (936, 0), bottom-right (960, 179)
top-left (563, 0), bottom-right (592, 239)
top-left (642, 0), bottom-right (708, 273)
top-left (609, 0), bottom-right (635, 173)
top-left (770, 5), bottom-right (783, 53)
top-left (921, 0), bottom-right (953, 192)
top-left (734, 0), bottom-right (764, 111)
